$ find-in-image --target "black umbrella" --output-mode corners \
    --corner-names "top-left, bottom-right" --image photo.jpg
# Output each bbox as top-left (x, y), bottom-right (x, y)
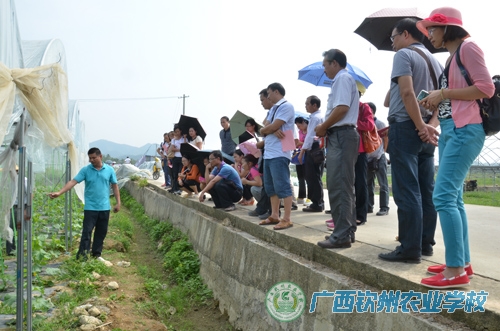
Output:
top-left (177, 115), bottom-right (207, 140)
top-left (354, 8), bottom-right (446, 53)
top-left (196, 149), bottom-right (234, 165)
top-left (180, 146), bottom-right (234, 177)
top-left (180, 143), bottom-right (205, 175)
top-left (238, 131), bottom-right (258, 144)
top-left (180, 142), bottom-right (199, 156)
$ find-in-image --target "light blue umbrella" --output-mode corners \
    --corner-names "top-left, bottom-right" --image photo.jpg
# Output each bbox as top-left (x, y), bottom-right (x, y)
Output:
top-left (294, 111), bottom-right (310, 121)
top-left (298, 61), bottom-right (373, 88)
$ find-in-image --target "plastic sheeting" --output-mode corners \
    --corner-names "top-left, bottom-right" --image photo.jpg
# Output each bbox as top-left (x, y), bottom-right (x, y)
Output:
top-left (0, 62), bottom-right (80, 239)
top-left (21, 40), bottom-right (85, 201)
top-left (0, 2), bottom-right (87, 241)
top-left (22, 39), bottom-right (67, 73)
top-left (0, 122), bottom-right (22, 243)
top-left (115, 164), bottom-right (153, 189)
top-left (0, 0), bottom-right (24, 69)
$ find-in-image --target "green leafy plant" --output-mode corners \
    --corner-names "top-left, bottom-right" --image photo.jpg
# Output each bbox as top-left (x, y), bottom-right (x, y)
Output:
top-left (120, 189), bottom-right (212, 305)
top-left (163, 240), bottom-right (200, 283)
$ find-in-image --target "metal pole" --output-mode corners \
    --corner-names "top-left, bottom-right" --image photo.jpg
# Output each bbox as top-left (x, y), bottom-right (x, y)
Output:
top-left (182, 94), bottom-right (185, 115)
top-left (16, 112), bottom-right (25, 331)
top-left (26, 161), bottom-right (33, 331)
top-left (64, 152), bottom-right (69, 253)
top-left (68, 159), bottom-right (73, 250)
top-left (178, 94), bottom-right (189, 115)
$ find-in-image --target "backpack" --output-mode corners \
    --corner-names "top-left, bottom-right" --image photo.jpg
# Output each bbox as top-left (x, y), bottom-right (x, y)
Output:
top-left (455, 44), bottom-right (500, 136)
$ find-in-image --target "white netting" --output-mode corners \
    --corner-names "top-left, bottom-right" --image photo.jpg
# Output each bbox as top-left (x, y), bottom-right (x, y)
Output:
top-left (0, 61), bottom-right (84, 239)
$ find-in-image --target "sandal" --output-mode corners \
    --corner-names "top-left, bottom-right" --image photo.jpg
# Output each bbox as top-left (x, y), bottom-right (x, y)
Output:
top-left (259, 217), bottom-right (280, 225)
top-left (273, 220), bottom-right (293, 230)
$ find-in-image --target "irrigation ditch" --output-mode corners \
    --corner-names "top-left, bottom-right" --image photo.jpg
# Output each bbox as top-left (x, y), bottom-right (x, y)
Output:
top-left (0, 186), bottom-right (233, 331)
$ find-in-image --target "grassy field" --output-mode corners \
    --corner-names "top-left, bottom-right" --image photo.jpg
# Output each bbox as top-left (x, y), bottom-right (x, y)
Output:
top-left (313, 170), bottom-right (500, 207)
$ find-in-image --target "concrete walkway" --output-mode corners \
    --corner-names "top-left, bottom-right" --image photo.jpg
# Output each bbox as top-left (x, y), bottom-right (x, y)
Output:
top-left (150, 177), bottom-right (500, 328)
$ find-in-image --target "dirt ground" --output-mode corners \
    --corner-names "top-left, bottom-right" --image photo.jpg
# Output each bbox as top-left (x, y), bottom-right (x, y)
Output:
top-left (70, 220), bottom-right (233, 331)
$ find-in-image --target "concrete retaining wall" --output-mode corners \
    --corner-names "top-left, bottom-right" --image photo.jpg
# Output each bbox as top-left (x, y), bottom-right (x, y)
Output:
top-left (125, 182), bottom-right (474, 331)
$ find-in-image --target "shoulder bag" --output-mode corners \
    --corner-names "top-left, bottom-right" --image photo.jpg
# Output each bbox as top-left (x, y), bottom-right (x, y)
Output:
top-left (359, 103), bottom-right (381, 153)
top-left (455, 43), bottom-right (500, 136)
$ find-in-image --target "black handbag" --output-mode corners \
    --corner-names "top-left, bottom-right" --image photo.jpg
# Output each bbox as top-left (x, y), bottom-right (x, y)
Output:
top-left (455, 43), bottom-right (500, 136)
top-left (310, 148), bottom-right (325, 165)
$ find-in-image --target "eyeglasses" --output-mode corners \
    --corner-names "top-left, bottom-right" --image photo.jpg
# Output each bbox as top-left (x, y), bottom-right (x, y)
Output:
top-left (427, 27), bottom-right (437, 36)
top-left (208, 157), bottom-right (215, 161)
top-left (390, 31), bottom-right (403, 42)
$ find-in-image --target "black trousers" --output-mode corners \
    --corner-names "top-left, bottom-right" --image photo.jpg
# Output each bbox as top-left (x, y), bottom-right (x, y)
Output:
top-left (209, 179), bottom-right (243, 208)
top-left (78, 210), bottom-right (110, 258)
top-left (171, 157), bottom-right (183, 191)
top-left (6, 207), bottom-right (17, 255)
top-left (180, 179), bottom-right (200, 192)
top-left (242, 185), bottom-right (253, 200)
top-left (305, 147), bottom-right (325, 210)
top-left (295, 164), bottom-right (306, 199)
top-left (355, 152), bottom-right (368, 223)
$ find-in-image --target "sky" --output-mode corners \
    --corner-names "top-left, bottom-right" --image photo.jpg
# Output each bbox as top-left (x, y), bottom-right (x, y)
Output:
top-left (13, 0), bottom-right (500, 151)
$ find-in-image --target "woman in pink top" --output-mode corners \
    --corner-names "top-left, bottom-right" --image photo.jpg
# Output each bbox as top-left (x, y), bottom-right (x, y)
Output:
top-left (417, 7), bottom-right (495, 289)
top-left (241, 154), bottom-right (262, 206)
top-left (355, 101), bottom-right (376, 225)
top-left (233, 149), bottom-right (251, 204)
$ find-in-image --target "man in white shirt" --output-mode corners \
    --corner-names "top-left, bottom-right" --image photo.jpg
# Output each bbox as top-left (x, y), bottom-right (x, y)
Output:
top-left (315, 49), bottom-right (359, 249)
top-left (298, 96), bottom-right (325, 212)
top-left (259, 83), bottom-right (295, 231)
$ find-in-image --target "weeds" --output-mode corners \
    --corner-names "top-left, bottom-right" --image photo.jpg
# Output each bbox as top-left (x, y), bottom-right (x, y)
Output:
top-left (3, 184), bottom-right (223, 330)
top-left (121, 189), bottom-right (213, 308)
top-left (138, 178), bottom-right (149, 187)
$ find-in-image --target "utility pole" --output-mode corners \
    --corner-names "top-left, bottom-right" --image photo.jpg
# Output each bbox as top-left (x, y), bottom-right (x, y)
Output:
top-left (179, 94), bottom-right (190, 115)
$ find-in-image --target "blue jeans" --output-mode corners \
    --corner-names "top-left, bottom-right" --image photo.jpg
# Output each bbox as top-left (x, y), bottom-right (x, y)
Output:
top-left (433, 119), bottom-right (484, 267)
top-left (388, 120), bottom-right (437, 257)
top-left (263, 157), bottom-right (292, 198)
top-left (162, 158), bottom-right (171, 186)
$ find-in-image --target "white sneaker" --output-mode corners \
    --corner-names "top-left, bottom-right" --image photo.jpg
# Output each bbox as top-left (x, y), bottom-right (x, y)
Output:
top-left (97, 257), bottom-right (113, 267)
top-left (304, 199), bottom-right (312, 206)
top-left (296, 198), bottom-right (305, 205)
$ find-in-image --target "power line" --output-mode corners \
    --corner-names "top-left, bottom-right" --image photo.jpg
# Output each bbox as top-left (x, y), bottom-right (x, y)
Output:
top-left (77, 96), bottom-right (182, 102)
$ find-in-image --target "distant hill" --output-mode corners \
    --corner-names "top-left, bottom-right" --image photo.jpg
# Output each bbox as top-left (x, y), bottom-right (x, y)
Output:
top-left (90, 139), bottom-right (158, 160)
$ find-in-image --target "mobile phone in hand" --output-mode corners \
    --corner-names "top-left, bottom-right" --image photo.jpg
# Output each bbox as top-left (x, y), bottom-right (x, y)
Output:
top-left (417, 90), bottom-right (429, 101)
